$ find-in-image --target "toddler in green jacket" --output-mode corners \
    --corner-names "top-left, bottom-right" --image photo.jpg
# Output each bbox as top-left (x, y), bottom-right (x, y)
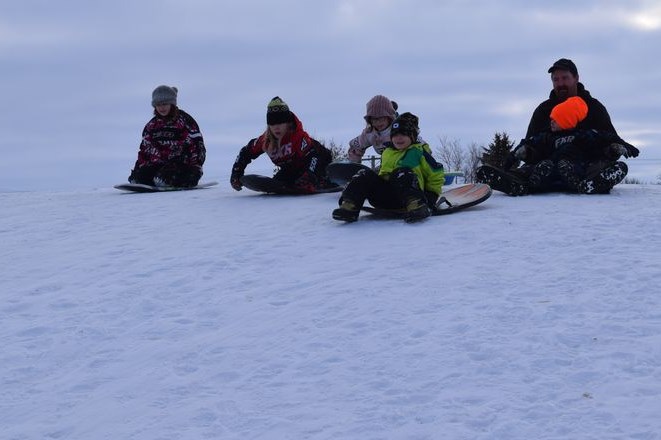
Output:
top-left (332, 112), bottom-right (445, 223)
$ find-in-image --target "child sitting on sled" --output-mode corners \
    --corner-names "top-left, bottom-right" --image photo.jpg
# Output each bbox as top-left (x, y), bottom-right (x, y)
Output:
top-left (230, 97), bottom-right (334, 193)
top-left (507, 96), bottom-right (638, 193)
top-left (332, 112), bottom-right (445, 223)
top-left (129, 85), bottom-right (206, 188)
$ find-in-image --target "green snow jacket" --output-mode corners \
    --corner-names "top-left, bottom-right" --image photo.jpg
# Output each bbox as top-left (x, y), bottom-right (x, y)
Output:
top-left (379, 142), bottom-right (445, 195)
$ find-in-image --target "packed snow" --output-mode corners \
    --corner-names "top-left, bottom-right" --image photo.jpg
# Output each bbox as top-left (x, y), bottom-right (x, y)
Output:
top-left (2, 179), bottom-right (661, 440)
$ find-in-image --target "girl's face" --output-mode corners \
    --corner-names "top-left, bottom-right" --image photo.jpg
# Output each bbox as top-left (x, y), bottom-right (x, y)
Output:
top-left (268, 122), bottom-right (291, 140)
top-left (155, 103), bottom-right (171, 116)
top-left (391, 133), bottom-right (412, 150)
top-left (370, 116), bottom-right (390, 131)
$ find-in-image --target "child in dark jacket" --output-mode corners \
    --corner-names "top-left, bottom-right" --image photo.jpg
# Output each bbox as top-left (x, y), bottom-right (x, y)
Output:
top-left (129, 85), bottom-right (206, 187)
top-left (230, 97), bottom-right (334, 193)
top-left (508, 96), bottom-right (638, 193)
top-left (332, 112), bottom-right (445, 223)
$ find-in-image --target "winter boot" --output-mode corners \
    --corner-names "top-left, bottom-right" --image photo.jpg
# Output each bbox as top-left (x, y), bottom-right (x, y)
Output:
top-left (577, 161), bottom-right (628, 194)
top-left (528, 160), bottom-right (554, 190)
top-left (556, 159), bottom-right (581, 191)
top-left (332, 199), bottom-right (360, 222)
top-left (476, 165), bottom-right (529, 196)
top-left (404, 197), bottom-right (431, 223)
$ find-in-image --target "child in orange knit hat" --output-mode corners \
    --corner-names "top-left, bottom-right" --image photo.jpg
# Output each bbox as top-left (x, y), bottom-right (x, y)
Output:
top-left (506, 96), bottom-right (638, 193)
top-left (549, 96), bottom-right (589, 131)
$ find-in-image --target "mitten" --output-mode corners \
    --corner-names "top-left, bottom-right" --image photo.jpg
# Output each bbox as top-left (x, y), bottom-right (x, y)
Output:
top-left (424, 190), bottom-right (439, 208)
top-left (502, 152), bottom-right (517, 170)
top-left (503, 144), bottom-right (528, 170)
top-left (514, 144), bottom-right (529, 159)
top-left (230, 142), bottom-right (257, 190)
top-left (609, 143), bottom-right (639, 159)
top-left (230, 165), bottom-right (244, 191)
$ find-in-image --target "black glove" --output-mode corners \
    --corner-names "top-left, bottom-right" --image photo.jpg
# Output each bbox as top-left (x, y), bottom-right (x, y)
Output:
top-left (424, 190), bottom-right (439, 209)
top-left (502, 152), bottom-right (517, 170)
top-left (503, 144), bottom-right (528, 170)
top-left (230, 141), bottom-right (258, 191)
top-left (230, 165), bottom-right (244, 191)
top-left (609, 143), bottom-right (639, 159)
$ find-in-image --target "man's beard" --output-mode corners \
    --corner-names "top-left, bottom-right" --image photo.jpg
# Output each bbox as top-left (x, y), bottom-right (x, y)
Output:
top-left (555, 87), bottom-right (571, 99)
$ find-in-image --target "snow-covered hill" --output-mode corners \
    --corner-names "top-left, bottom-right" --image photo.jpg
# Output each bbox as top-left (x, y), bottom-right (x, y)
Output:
top-left (2, 183), bottom-right (660, 439)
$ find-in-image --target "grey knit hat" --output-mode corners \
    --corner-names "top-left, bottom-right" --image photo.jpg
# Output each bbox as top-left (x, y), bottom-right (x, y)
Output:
top-left (151, 85), bottom-right (178, 107)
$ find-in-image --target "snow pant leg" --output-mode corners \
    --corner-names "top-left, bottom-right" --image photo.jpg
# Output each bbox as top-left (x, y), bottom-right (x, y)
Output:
top-left (129, 165), bottom-right (159, 185)
top-left (387, 167), bottom-right (426, 203)
top-left (155, 162), bottom-right (202, 187)
top-left (340, 169), bottom-right (400, 209)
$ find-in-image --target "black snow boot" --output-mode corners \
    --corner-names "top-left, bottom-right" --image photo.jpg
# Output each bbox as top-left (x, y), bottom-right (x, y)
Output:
top-left (332, 199), bottom-right (360, 222)
top-left (528, 160), bottom-right (554, 190)
top-left (404, 197), bottom-right (431, 223)
top-left (578, 161), bottom-right (628, 194)
top-left (556, 159), bottom-right (581, 191)
top-left (476, 165), bottom-right (529, 196)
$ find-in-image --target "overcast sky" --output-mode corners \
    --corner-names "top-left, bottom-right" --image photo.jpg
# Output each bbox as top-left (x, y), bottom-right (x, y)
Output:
top-left (2, 0), bottom-right (660, 190)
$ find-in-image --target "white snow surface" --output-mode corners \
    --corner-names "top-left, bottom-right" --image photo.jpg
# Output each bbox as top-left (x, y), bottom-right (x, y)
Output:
top-left (2, 183), bottom-right (661, 440)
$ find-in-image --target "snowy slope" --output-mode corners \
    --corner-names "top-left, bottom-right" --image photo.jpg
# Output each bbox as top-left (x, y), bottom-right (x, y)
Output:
top-left (2, 183), bottom-right (661, 440)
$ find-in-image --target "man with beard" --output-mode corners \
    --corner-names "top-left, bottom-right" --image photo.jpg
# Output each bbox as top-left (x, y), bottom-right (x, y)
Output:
top-left (477, 58), bottom-right (638, 195)
top-left (526, 58), bottom-right (618, 138)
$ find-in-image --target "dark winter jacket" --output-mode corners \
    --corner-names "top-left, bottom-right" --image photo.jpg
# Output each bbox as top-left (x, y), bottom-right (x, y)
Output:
top-left (520, 128), bottom-right (625, 165)
top-left (526, 83), bottom-right (622, 142)
top-left (233, 114), bottom-right (330, 175)
top-left (133, 108), bottom-right (206, 172)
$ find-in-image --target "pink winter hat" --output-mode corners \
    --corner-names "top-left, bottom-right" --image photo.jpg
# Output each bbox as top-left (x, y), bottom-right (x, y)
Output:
top-left (364, 95), bottom-right (398, 123)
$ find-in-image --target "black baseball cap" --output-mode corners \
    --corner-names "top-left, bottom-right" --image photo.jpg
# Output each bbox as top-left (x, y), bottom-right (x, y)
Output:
top-left (548, 58), bottom-right (578, 76)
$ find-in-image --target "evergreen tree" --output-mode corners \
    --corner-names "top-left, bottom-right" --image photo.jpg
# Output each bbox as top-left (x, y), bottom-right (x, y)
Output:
top-left (481, 132), bottom-right (515, 168)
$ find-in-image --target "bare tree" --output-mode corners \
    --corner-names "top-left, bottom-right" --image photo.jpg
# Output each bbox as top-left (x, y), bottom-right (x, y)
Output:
top-left (319, 139), bottom-right (347, 161)
top-left (436, 136), bottom-right (465, 172)
top-left (464, 142), bottom-right (483, 183)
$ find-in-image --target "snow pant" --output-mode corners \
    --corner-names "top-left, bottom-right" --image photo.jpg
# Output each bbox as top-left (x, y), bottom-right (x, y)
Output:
top-left (129, 161), bottom-right (202, 187)
top-left (340, 167), bottom-right (426, 209)
top-left (273, 144), bottom-right (333, 190)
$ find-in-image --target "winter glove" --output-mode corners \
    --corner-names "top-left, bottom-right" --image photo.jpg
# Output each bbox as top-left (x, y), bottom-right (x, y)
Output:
top-left (503, 144), bottom-right (528, 170)
top-left (230, 164), bottom-right (244, 191)
top-left (502, 152), bottom-right (517, 170)
top-left (230, 141), bottom-right (258, 191)
top-left (514, 144), bottom-right (528, 160)
top-left (424, 190), bottom-right (439, 209)
top-left (609, 143), bottom-right (639, 159)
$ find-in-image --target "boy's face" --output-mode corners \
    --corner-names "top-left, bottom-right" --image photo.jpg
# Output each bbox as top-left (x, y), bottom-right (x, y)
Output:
top-left (550, 119), bottom-right (561, 132)
top-left (391, 133), bottom-right (412, 150)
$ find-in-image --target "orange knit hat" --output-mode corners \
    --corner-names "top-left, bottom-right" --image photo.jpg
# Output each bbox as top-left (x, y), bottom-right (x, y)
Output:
top-left (550, 96), bottom-right (588, 130)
